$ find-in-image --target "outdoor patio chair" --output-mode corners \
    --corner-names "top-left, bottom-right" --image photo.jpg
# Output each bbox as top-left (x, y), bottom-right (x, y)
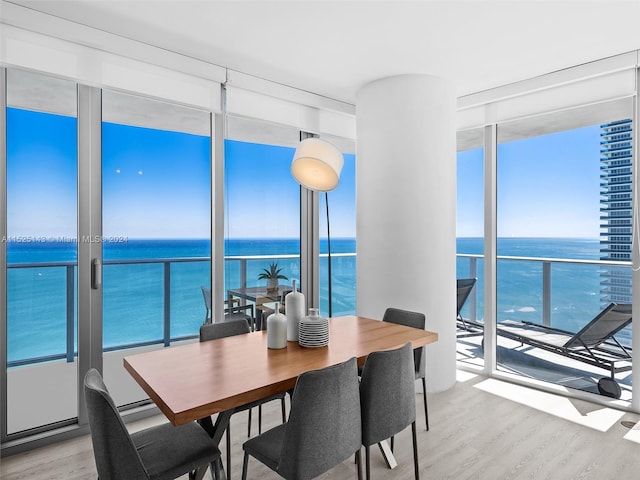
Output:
top-left (496, 302), bottom-right (632, 398)
top-left (456, 278), bottom-right (482, 337)
top-left (201, 285), bottom-right (255, 328)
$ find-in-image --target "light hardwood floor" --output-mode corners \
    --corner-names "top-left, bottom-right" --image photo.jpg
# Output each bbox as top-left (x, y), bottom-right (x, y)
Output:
top-left (2, 369), bottom-right (640, 480)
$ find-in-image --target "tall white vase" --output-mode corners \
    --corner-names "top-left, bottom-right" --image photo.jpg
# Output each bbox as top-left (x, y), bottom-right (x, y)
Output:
top-left (267, 302), bottom-right (287, 349)
top-left (285, 279), bottom-right (305, 342)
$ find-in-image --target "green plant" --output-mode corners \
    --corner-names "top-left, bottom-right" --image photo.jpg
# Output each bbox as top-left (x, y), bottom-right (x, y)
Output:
top-left (257, 262), bottom-right (288, 281)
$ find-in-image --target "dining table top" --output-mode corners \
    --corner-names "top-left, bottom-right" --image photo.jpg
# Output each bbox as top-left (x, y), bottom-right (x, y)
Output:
top-left (124, 315), bottom-right (438, 426)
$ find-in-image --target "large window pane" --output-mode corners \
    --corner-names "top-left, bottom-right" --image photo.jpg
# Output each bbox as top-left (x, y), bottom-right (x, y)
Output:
top-left (5, 70), bottom-right (78, 434)
top-left (102, 90), bottom-right (211, 406)
top-left (319, 135), bottom-right (356, 317)
top-left (225, 116), bottom-right (300, 325)
top-left (456, 127), bottom-right (484, 366)
top-left (496, 99), bottom-right (633, 401)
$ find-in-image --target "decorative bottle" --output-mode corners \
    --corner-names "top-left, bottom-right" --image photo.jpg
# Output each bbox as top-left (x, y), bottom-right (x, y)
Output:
top-left (285, 279), bottom-right (305, 342)
top-left (267, 302), bottom-right (287, 349)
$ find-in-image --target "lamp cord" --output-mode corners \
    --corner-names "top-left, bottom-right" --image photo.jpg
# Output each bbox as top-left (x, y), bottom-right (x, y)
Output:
top-left (326, 191), bottom-right (333, 318)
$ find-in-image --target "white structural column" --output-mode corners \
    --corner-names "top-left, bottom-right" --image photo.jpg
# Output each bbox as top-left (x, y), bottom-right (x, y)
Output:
top-left (356, 74), bottom-right (457, 392)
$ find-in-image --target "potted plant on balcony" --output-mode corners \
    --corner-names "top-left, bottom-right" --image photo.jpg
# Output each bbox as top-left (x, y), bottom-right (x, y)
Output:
top-left (258, 262), bottom-right (288, 293)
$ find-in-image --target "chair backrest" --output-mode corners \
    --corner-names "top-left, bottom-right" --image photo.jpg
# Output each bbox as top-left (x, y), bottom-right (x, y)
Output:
top-left (278, 357), bottom-right (361, 480)
top-left (199, 318), bottom-right (250, 342)
top-left (564, 302), bottom-right (632, 349)
top-left (456, 278), bottom-right (477, 317)
top-left (84, 368), bottom-right (149, 480)
top-left (383, 307), bottom-right (426, 377)
top-left (201, 285), bottom-right (212, 324)
top-left (360, 342), bottom-right (416, 447)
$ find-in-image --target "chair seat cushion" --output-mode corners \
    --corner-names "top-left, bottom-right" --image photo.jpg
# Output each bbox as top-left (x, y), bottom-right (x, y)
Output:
top-left (242, 423), bottom-right (286, 472)
top-left (132, 422), bottom-right (219, 480)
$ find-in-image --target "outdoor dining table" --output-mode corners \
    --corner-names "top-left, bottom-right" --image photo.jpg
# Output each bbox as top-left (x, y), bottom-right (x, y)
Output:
top-left (227, 285), bottom-right (293, 330)
top-left (124, 315), bottom-right (438, 478)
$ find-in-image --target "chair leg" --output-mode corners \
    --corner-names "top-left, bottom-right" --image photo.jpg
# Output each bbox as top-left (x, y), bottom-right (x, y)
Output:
top-left (356, 448), bottom-right (363, 480)
top-left (226, 425), bottom-right (232, 480)
top-left (247, 408), bottom-right (252, 437)
top-left (213, 457), bottom-right (221, 480)
top-left (281, 397), bottom-right (286, 423)
top-left (421, 376), bottom-right (429, 431)
top-left (412, 421), bottom-right (420, 480)
top-left (190, 465), bottom-right (208, 480)
top-left (258, 404), bottom-right (263, 434)
top-left (241, 452), bottom-right (250, 480)
top-left (365, 445), bottom-right (371, 480)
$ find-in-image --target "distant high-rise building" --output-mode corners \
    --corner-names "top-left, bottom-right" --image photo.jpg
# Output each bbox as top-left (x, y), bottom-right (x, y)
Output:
top-left (599, 119), bottom-right (633, 304)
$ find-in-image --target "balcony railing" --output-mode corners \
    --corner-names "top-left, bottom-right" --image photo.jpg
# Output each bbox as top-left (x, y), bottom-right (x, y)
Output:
top-left (457, 253), bottom-right (631, 328)
top-left (7, 252), bottom-right (631, 368)
top-left (6, 252), bottom-right (356, 368)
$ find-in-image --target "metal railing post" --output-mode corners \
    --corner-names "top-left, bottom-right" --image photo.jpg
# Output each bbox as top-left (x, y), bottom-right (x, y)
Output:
top-left (163, 261), bottom-right (171, 347)
top-left (469, 257), bottom-right (477, 322)
top-left (66, 265), bottom-right (75, 362)
top-left (543, 261), bottom-right (551, 326)
top-left (240, 258), bottom-right (247, 288)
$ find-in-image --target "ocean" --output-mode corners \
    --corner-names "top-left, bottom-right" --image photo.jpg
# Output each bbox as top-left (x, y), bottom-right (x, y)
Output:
top-left (6, 237), bottom-right (627, 364)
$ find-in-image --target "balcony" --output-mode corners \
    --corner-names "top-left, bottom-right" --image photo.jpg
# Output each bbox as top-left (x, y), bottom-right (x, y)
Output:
top-left (456, 253), bottom-right (633, 402)
top-left (5, 251), bottom-right (633, 437)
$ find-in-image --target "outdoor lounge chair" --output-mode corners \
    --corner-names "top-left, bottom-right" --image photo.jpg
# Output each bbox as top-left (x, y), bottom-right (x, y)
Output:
top-left (496, 302), bottom-right (632, 398)
top-left (456, 278), bottom-right (482, 337)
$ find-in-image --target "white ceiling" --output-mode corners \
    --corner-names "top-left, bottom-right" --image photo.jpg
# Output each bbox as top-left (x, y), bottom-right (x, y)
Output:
top-left (6, 0), bottom-right (640, 104)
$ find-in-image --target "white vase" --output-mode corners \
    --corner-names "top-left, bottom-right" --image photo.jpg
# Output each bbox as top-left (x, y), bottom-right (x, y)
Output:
top-left (285, 280), bottom-right (305, 342)
top-left (267, 302), bottom-right (287, 349)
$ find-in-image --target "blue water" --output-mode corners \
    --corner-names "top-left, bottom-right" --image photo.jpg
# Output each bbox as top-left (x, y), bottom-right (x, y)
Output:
top-left (6, 238), bottom-right (356, 363)
top-left (6, 237), bottom-right (626, 363)
top-left (457, 237), bottom-right (629, 340)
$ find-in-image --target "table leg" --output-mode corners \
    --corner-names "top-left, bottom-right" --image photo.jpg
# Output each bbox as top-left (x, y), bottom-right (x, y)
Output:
top-left (377, 439), bottom-right (398, 469)
top-left (198, 409), bottom-right (234, 480)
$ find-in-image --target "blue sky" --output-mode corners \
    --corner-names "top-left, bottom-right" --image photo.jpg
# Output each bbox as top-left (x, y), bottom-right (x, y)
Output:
top-left (102, 122), bottom-right (211, 239)
top-left (7, 106), bottom-right (605, 241)
top-left (225, 139), bottom-right (356, 239)
top-left (6, 108), bottom-right (78, 238)
top-left (457, 124), bottom-right (602, 239)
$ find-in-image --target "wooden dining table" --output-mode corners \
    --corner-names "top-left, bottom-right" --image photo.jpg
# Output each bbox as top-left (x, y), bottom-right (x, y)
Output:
top-left (124, 315), bottom-right (438, 475)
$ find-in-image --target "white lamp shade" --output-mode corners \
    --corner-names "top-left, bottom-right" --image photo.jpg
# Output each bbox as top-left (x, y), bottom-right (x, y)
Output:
top-left (291, 138), bottom-right (344, 191)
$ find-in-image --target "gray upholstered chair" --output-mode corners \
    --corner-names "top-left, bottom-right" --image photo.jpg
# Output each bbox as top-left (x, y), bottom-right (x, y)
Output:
top-left (359, 342), bottom-right (419, 480)
top-left (84, 368), bottom-right (220, 480)
top-left (200, 319), bottom-right (286, 479)
top-left (382, 307), bottom-right (429, 430)
top-left (241, 357), bottom-right (363, 480)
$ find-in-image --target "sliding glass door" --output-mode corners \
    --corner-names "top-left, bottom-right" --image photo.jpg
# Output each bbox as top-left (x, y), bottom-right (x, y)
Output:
top-left (4, 69), bottom-right (79, 434)
top-left (2, 69), bottom-right (213, 440)
top-left (495, 99), bottom-right (633, 400)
